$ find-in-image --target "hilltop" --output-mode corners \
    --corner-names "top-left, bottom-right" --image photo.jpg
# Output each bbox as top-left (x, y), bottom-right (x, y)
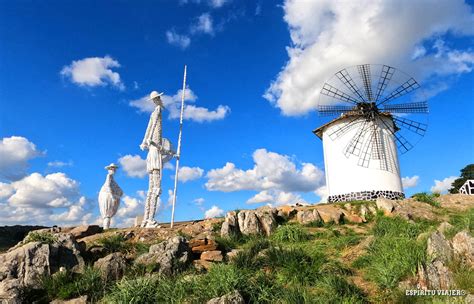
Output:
top-left (0, 194), bottom-right (473, 303)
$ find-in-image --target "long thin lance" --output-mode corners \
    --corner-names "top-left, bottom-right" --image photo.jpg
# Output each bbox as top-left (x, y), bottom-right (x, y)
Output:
top-left (170, 65), bottom-right (187, 228)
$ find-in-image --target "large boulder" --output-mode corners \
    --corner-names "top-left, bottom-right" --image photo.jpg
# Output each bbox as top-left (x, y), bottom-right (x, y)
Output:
top-left (255, 208), bottom-right (278, 236)
top-left (452, 231), bottom-right (474, 267)
top-left (427, 231), bottom-right (453, 264)
top-left (315, 205), bottom-right (344, 224)
top-left (69, 225), bottom-right (102, 239)
top-left (190, 238), bottom-right (218, 253)
top-left (417, 260), bottom-right (454, 290)
top-left (94, 252), bottom-right (127, 281)
top-left (207, 290), bottom-right (245, 304)
top-left (0, 233), bottom-right (84, 303)
top-left (134, 236), bottom-right (191, 275)
top-left (221, 211), bottom-right (240, 238)
top-left (237, 210), bottom-right (263, 236)
top-left (376, 197), bottom-right (395, 215)
top-left (296, 209), bottom-right (321, 225)
top-left (201, 250), bottom-right (224, 262)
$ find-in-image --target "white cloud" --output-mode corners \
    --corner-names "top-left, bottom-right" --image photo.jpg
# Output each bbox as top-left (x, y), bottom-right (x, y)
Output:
top-left (206, 148), bottom-right (325, 193)
top-left (315, 185), bottom-right (328, 203)
top-left (204, 205), bottom-right (224, 218)
top-left (193, 197), bottom-right (205, 205)
top-left (47, 160), bottom-right (73, 168)
top-left (0, 172), bottom-right (92, 226)
top-left (402, 175), bottom-right (420, 188)
top-left (176, 166), bottom-right (204, 182)
top-left (179, 0), bottom-right (230, 8)
top-left (265, 0), bottom-right (474, 116)
top-left (0, 136), bottom-right (43, 181)
top-left (118, 155), bottom-right (147, 178)
top-left (430, 176), bottom-right (457, 193)
top-left (129, 87), bottom-right (230, 122)
top-left (246, 189), bottom-right (308, 207)
top-left (191, 13), bottom-right (214, 35)
top-left (166, 30), bottom-right (191, 49)
top-left (60, 56), bottom-right (124, 89)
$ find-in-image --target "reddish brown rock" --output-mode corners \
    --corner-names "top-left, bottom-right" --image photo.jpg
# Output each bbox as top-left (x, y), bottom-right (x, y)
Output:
top-left (315, 205), bottom-right (344, 224)
top-left (201, 250), bottom-right (223, 262)
top-left (190, 238), bottom-right (218, 253)
top-left (69, 225), bottom-right (103, 239)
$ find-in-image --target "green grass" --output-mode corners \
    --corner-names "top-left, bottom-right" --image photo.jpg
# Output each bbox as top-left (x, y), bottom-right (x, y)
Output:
top-left (412, 192), bottom-right (441, 207)
top-left (445, 208), bottom-right (474, 239)
top-left (451, 260), bottom-right (474, 294)
top-left (271, 224), bottom-right (310, 243)
top-left (97, 234), bottom-right (131, 254)
top-left (372, 215), bottom-right (433, 239)
top-left (24, 231), bottom-right (57, 244)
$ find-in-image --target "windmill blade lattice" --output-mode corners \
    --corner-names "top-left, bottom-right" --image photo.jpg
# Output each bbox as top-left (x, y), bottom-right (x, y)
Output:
top-left (317, 64), bottom-right (429, 171)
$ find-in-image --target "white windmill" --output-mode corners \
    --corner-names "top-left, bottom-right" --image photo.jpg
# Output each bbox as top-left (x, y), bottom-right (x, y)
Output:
top-left (313, 64), bottom-right (428, 203)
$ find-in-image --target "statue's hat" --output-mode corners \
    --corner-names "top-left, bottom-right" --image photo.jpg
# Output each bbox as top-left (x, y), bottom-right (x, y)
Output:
top-left (148, 91), bottom-right (164, 100)
top-left (105, 163), bottom-right (119, 170)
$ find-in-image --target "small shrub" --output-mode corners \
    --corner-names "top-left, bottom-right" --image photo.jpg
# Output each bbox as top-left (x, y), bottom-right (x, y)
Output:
top-left (412, 192), bottom-right (441, 207)
top-left (211, 222), bottom-right (222, 233)
top-left (24, 231), bottom-right (57, 244)
top-left (271, 224), bottom-right (310, 243)
top-left (97, 234), bottom-right (130, 254)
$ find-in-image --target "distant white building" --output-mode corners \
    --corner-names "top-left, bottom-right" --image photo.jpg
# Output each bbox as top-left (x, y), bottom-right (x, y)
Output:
top-left (459, 179), bottom-right (474, 195)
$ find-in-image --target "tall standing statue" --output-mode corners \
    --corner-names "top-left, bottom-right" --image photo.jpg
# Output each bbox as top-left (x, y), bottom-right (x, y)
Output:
top-left (140, 91), bottom-right (175, 228)
top-left (98, 163), bottom-right (123, 229)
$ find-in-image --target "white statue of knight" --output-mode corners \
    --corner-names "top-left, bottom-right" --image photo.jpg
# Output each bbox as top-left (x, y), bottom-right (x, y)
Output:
top-left (140, 91), bottom-right (175, 228)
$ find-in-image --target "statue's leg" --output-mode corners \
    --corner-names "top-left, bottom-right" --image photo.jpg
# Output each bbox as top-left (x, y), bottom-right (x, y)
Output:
top-left (141, 173), bottom-right (153, 227)
top-left (148, 169), bottom-right (162, 221)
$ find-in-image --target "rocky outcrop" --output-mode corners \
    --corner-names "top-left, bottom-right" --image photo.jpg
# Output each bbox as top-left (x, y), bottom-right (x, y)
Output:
top-left (427, 231), bottom-right (453, 263)
top-left (201, 250), bottom-right (223, 262)
top-left (296, 209), bottom-right (321, 225)
top-left (50, 295), bottom-right (88, 304)
top-left (135, 236), bottom-right (191, 275)
top-left (452, 231), bottom-right (474, 267)
top-left (94, 252), bottom-right (127, 281)
top-left (0, 233), bottom-right (84, 303)
top-left (376, 197), bottom-right (395, 215)
top-left (221, 208), bottom-right (278, 237)
top-left (69, 225), bottom-right (102, 239)
top-left (190, 238), bottom-right (218, 253)
top-left (315, 205), bottom-right (344, 224)
top-left (207, 290), bottom-right (245, 304)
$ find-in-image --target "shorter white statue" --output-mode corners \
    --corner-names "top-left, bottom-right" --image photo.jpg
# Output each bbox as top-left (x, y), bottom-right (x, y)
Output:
top-left (98, 163), bottom-right (123, 229)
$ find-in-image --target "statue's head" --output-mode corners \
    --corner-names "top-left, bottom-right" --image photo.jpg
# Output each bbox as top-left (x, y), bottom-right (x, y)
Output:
top-left (105, 163), bottom-right (119, 174)
top-left (149, 91), bottom-right (164, 108)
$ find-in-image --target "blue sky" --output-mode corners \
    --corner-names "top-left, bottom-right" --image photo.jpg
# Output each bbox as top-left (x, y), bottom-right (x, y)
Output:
top-left (0, 0), bottom-right (473, 227)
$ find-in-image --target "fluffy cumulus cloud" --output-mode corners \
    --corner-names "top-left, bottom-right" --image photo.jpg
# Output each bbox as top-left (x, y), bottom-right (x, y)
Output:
top-left (0, 136), bottom-right (43, 181)
top-left (61, 56), bottom-right (124, 89)
top-left (402, 175), bottom-right (420, 188)
top-left (0, 172), bottom-right (93, 226)
top-left (129, 87), bottom-right (230, 122)
top-left (118, 155), bottom-right (147, 178)
top-left (206, 149), bottom-right (325, 205)
top-left (265, 0), bottom-right (474, 116)
top-left (166, 30), bottom-right (191, 49)
top-left (176, 166), bottom-right (204, 182)
top-left (431, 176), bottom-right (457, 193)
top-left (113, 194), bottom-right (144, 227)
top-left (204, 205), bottom-right (224, 218)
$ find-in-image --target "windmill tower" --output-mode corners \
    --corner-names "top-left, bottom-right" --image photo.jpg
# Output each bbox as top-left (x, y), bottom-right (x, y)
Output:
top-left (313, 64), bottom-right (428, 203)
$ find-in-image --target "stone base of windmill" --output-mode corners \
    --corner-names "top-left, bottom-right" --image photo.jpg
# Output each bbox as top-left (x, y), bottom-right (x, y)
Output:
top-left (328, 190), bottom-right (405, 203)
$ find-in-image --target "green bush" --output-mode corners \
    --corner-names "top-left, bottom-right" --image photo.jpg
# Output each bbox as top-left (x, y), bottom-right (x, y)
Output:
top-left (97, 234), bottom-right (130, 254)
top-left (24, 231), bottom-right (57, 244)
top-left (271, 224), bottom-right (310, 243)
top-left (412, 192), bottom-right (441, 207)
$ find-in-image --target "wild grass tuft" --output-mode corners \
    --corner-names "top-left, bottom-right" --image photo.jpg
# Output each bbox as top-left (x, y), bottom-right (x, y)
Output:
top-left (445, 208), bottom-right (474, 239)
top-left (412, 192), bottom-right (441, 207)
top-left (271, 224), bottom-right (310, 243)
top-left (24, 231), bottom-right (57, 244)
top-left (97, 234), bottom-right (130, 254)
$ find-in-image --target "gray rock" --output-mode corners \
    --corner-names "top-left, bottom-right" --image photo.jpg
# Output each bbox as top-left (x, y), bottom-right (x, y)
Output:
top-left (437, 222), bottom-right (453, 234)
top-left (135, 236), bottom-right (190, 275)
top-left (417, 260), bottom-right (454, 290)
top-left (255, 209), bottom-right (278, 236)
top-left (452, 231), bottom-right (474, 266)
top-left (94, 252), bottom-right (127, 281)
top-left (69, 225), bottom-right (102, 239)
top-left (207, 290), bottom-right (245, 304)
top-left (296, 210), bottom-right (322, 225)
top-left (376, 197), bottom-right (395, 214)
top-left (237, 210), bottom-right (262, 235)
top-left (359, 205), bottom-right (369, 221)
top-left (427, 231), bottom-right (453, 264)
top-left (50, 295), bottom-right (88, 304)
top-left (220, 211), bottom-right (240, 238)
top-left (0, 233), bottom-right (84, 303)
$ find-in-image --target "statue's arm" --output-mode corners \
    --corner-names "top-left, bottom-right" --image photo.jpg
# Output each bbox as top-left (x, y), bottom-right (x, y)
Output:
top-left (140, 112), bottom-right (155, 149)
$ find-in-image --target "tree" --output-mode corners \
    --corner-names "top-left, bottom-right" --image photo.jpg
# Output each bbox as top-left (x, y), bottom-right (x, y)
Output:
top-left (449, 164), bottom-right (474, 194)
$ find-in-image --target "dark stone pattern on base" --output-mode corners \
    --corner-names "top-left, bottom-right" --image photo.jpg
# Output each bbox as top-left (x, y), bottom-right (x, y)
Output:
top-left (328, 190), bottom-right (405, 203)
